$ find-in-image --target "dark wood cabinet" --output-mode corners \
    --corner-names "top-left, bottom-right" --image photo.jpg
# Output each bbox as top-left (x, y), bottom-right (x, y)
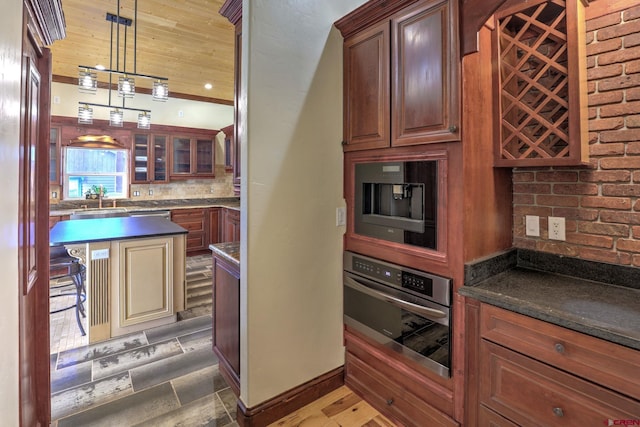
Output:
top-left (170, 208), bottom-right (208, 254)
top-left (209, 208), bottom-right (221, 246)
top-left (337, 0), bottom-right (460, 151)
top-left (465, 302), bottom-right (640, 426)
top-left (212, 252), bottom-right (240, 396)
top-left (132, 134), bottom-right (169, 183)
top-left (170, 137), bottom-right (215, 179)
top-left (222, 208), bottom-right (240, 242)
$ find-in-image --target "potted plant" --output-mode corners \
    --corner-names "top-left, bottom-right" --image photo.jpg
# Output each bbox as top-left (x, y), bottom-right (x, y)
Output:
top-left (85, 185), bottom-right (107, 199)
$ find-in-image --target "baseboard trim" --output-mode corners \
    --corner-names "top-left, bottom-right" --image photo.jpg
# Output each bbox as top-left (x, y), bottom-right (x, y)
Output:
top-left (236, 366), bottom-right (344, 427)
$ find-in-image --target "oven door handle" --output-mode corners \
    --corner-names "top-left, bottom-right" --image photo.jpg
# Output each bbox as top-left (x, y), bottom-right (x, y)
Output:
top-left (344, 276), bottom-right (447, 320)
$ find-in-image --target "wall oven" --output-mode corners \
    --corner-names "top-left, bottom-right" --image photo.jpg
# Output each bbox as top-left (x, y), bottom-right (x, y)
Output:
top-left (343, 251), bottom-right (452, 378)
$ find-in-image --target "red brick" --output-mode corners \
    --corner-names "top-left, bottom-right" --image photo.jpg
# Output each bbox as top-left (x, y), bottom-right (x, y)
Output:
top-left (586, 32), bottom-right (595, 44)
top-left (536, 241), bottom-right (578, 257)
top-left (578, 221), bottom-right (629, 236)
top-left (513, 237), bottom-right (536, 250)
top-left (512, 171), bottom-right (534, 182)
top-left (634, 171), bottom-right (640, 182)
top-left (536, 195), bottom-right (579, 207)
top-left (602, 183), bottom-right (640, 196)
top-left (567, 233), bottom-right (614, 248)
top-left (601, 157), bottom-right (640, 169)
top-left (597, 73), bottom-right (640, 91)
top-left (588, 90), bottom-right (624, 106)
top-left (599, 100), bottom-right (640, 117)
top-left (513, 194), bottom-right (535, 205)
top-left (617, 238), bottom-right (640, 252)
top-left (513, 183), bottom-right (551, 194)
top-left (587, 64), bottom-right (623, 80)
top-left (587, 55), bottom-right (597, 69)
top-left (626, 33), bottom-right (640, 49)
top-left (553, 207), bottom-right (599, 221)
top-left (633, 254), bottom-right (640, 267)
top-left (626, 115), bottom-right (640, 127)
top-left (553, 183), bottom-right (598, 195)
top-left (588, 81), bottom-right (597, 94)
top-left (627, 59), bottom-right (640, 74)
top-left (536, 171), bottom-right (579, 182)
top-left (633, 226), bottom-right (640, 239)
top-left (580, 170), bottom-right (631, 182)
top-left (600, 129), bottom-right (640, 142)
top-left (587, 13), bottom-right (622, 32)
top-left (635, 199), bottom-right (640, 210)
top-left (623, 5), bottom-right (640, 21)
top-left (579, 247), bottom-right (628, 264)
top-left (626, 86), bottom-right (640, 100)
top-left (589, 117), bottom-right (624, 132)
top-left (587, 38), bottom-right (622, 56)
top-left (597, 21), bottom-right (640, 41)
top-left (601, 211), bottom-right (640, 225)
top-left (581, 196), bottom-right (632, 209)
top-left (513, 205), bottom-right (553, 217)
top-left (626, 142), bottom-right (640, 154)
top-left (589, 143), bottom-right (626, 156)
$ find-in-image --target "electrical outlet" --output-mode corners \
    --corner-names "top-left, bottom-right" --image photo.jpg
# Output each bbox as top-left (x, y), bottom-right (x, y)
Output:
top-left (548, 216), bottom-right (566, 241)
top-left (525, 215), bottom-right (540, 237)
top-left (149, 189), bottom-right (153, 196)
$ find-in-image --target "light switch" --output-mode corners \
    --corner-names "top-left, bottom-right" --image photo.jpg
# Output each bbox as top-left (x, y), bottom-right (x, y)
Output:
top-left (92, 249), bottom-right (109, 260)
top-left (336, 207), bottom-right (346, 226)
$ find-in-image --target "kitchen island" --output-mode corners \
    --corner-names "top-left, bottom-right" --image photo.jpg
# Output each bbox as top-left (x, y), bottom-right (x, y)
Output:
top-left (51, 216), bottom-right (188, 343)
top-left (210, 242), bottom-right (240, 396)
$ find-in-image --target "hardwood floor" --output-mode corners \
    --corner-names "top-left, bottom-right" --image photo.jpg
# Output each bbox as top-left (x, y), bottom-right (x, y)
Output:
top-left (269, 386), bottom-right (394, 427)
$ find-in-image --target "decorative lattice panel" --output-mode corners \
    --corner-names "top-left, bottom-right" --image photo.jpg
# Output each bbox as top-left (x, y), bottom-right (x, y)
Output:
top-left (494, 0), bottom-right (587, 166)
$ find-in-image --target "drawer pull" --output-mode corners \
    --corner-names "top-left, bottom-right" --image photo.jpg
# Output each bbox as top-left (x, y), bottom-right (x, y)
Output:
top-left (554, 343), bottom-right (565, 354)
top-left (552, 407), bottom-right (564, 417)
top-left (386, 398), bottom-right (394, 406)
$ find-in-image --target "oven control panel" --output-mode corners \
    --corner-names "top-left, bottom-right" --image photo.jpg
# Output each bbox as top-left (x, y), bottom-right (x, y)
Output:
top-left (346, 251), bottom-right (451, 307)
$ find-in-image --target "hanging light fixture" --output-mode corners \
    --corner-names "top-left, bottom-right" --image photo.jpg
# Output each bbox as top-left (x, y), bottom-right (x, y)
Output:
top-left (78, 69), bottom-right (97, 93)
top-left (152, 80), bottom-right (169, 101)
top-left (137, 112), bottom-right (151, 129)
top-left (77, 1), bottom-right (168, 126)
top-left (109, 109), bottom-right (124, 127)
top-left (78, 104), bottom-right (93, 124)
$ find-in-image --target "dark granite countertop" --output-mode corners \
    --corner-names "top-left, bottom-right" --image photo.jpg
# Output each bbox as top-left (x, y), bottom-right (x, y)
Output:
top-left (209, 242), bottom-right (240, 266)
top-left (50, 216), bottom-right (187, 245)
top-left (50, 197), bottom-right (240, 216)
top-left (460, 250), bottom-right (640, 351)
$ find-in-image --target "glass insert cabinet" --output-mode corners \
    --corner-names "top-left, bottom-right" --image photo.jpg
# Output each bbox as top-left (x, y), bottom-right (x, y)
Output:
top-left (171, 137), bottom-right (215, 178)
top-left (132, 134), bottom-right (170, 183)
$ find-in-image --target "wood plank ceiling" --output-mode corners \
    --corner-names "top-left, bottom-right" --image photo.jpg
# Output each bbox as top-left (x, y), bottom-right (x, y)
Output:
top-left (49, 0), bottom-right (235, 104)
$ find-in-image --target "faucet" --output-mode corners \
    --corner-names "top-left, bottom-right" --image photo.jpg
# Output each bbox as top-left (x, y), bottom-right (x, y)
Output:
top-left (98, 185), bottom-right (104, 209)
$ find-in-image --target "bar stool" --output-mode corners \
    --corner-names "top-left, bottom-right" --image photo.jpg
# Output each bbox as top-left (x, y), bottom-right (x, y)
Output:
top-left (50, 246), bottom-right (86, 336)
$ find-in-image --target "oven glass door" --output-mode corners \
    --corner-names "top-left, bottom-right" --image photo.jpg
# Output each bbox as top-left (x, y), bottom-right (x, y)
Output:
top-left (344, 272), bottom-right (450, 377)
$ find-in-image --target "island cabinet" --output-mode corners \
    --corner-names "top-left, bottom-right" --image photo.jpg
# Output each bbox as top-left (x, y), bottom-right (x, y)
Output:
top-left (465, 302), bottom-right (640, 426)
top-left (171, 208), bottom-right (209, 254)
top-left (212, 250), bottom-right (240, 396)
top-left (336, 0), bottom-right (460, 151)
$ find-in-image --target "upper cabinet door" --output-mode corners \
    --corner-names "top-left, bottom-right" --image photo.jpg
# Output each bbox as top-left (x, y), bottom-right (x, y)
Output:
top-left (392, 0), bottom-right (460, 146)
top-left (343, 21), bottom-right (390, 152)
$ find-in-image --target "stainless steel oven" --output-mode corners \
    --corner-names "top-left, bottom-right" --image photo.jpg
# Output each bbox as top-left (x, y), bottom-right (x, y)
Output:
top-left (343, 251), bottom-right (452, 378)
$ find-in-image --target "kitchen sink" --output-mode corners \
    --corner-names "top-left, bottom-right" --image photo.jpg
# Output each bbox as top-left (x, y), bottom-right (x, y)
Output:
top-left (71, 207), bottom-right (130, 219)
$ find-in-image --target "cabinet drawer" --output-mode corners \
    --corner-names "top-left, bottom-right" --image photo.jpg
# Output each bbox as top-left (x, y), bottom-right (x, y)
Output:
top-left (346, 351), bottom-right (458, 427)
top-left (478, 405), bottom-right (518, 427)
top-left (479, 340), bottom-right (640, 426)
top-left (480, 304), bottom-right (640, 399)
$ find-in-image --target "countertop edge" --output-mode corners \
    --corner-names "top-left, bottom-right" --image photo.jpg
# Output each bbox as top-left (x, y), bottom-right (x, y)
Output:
top-left (459, 283), bottom-right (640, 351)
top-left (209, 242), bottom-right (240, 266)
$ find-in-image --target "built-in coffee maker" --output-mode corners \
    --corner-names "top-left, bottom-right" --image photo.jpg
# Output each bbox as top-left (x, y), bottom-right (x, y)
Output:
top-left (354, 159), bottom-right (439, 250)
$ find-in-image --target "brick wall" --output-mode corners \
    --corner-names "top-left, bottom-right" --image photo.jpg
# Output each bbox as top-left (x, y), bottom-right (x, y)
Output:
top-left (513, 3), bottom-right (640, 267)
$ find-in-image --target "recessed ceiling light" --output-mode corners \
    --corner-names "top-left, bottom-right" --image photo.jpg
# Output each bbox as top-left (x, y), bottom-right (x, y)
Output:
top-left (95, 64), bottom-right (106, 70)
top-left (204, 83), bottom-right (213, 90)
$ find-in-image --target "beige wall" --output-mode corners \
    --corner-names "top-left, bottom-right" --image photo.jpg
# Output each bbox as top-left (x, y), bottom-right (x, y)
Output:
top-left (51, 81), bottom-right (234, 130)
top-left (240, 0), bottom-right (366, 407)
top-left (0, 0), bottom-right (22, 423)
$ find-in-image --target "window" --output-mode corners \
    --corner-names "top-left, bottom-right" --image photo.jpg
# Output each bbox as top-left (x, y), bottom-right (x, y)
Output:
top-left (63, 147), bottom-right (129, 199)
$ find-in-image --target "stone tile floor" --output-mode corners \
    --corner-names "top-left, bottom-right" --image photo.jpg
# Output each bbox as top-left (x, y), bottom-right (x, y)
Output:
top-left (50, 315), bottom-right (237, 426)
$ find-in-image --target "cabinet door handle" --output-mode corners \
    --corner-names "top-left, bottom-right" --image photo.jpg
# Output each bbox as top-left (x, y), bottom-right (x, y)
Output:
top-left (552, 407), bottom-right (564, 417)
top-left (554, 343), bottom-right (565, 354)
top-left (341, 140), bottom-right (348, 146)
top-left (448, 125), bottom-right (458, 133)
top-left (386, 398), bottom-right (394, 406)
